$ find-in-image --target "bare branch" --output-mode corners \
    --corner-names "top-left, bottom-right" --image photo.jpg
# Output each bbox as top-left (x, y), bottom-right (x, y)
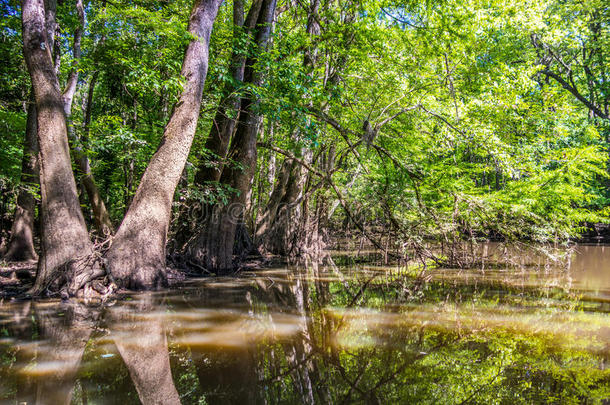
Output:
top-left (374, 104), bottom-right (420, 131)
top-left (419, 105), bottom-right (466, 134)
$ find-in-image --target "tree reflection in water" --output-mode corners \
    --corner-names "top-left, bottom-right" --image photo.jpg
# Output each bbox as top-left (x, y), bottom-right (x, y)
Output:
top-left (109, 297), bottom-right (181, 405)
top-left (0, 249), bottom-right (609, 404)
top-left (11, 301), bottom-right (96, 405)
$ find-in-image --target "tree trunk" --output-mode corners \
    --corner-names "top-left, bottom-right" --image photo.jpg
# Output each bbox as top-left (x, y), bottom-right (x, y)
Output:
top-left (193, 0), bottom-right (252, 185)
top-left (255, 158), bottom-right (292, 240)
top-left (62, 0), bottom-right (113, 236)
top-left (257, 157), bottom-right (307, 255)
top-left (105, 0), bottom-right (223, 289)
top-left (22, 0), bottom-right (94, 295)
top-left (173, 0), bottom-right (261, 251)
top-left (256, 0), bottom-right (320, 256)
top-left (185, 0), bottom-right (277, 272)
top-left (3, 0), bottom-right (62, 263)
top-left (3, 102), bottom-right (39, 262)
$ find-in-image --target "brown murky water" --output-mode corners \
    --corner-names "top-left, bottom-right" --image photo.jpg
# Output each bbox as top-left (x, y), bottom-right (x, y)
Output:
top-left (0, 244), bottom-right (609, 404)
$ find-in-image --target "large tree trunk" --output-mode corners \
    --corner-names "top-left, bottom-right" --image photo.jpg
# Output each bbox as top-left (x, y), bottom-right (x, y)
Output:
top-left (105, 0), bottom-right (223, 289)
top-left (173, 0), bottom-right (261, 250)
top-left (185, 0), bottom-right (277, 272)
top-left (3, 102), bottom-right (39, 262)
top-left (22, 0), bottom-right (94, 295)
top-left (3, 0), bottom-right (62, 263)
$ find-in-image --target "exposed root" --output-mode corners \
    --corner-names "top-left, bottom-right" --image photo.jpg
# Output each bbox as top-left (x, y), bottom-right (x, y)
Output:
top-left (24, 237), bottom-right (115, 299)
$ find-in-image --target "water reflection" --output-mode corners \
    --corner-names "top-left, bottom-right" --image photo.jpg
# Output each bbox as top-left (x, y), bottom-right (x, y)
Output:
top-left (109, 300), bottom-right (181, 404)
top-left (0, 246), bottom-right (609, 404)
top-left (571, 245), bottom-right (610, 298)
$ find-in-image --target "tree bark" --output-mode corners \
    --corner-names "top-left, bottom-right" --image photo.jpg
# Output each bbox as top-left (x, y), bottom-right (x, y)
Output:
top-left (185, 0), bottom-right (277, 272)
top-left (173, 0), bottom-right (261, 250)
top-left (22, 0), bottom-right (94, 295)
top-left (3, 102), bottom-right (39, 262)
top-left (4, 0), bottom-right (61, 263)
top-left (255, 158), bottom-right (292, 240)
top-left (193, 0), bottom-right (251, 185)
top-left (257, 157), bottom-right (307, 255)
top-left (105, 0), bottom-right (223, 289)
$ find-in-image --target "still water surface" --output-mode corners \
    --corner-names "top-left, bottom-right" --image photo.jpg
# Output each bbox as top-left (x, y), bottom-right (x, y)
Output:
top-left (0, 244), bottom-right (609, 404)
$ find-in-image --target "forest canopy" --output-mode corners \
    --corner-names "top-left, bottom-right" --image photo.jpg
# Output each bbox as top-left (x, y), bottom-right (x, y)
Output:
top-left (0, 0), bottom-right (608, 295)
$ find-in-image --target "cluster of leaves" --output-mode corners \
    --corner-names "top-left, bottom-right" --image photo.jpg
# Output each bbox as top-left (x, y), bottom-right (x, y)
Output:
top-left (0, 0), bottom-right (608, 244)
top-left (253, 0), bottom-right (610, 245)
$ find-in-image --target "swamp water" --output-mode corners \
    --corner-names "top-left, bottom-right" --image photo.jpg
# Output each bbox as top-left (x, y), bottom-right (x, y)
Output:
top-left (0, 244), bottom-right (609, 404)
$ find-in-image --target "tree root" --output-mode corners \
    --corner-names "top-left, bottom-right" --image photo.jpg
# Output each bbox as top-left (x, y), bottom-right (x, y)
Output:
top-left (28, 237), bottom-right (118, 299)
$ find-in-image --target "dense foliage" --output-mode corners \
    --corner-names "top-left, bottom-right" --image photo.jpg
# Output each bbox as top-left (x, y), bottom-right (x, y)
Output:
top-left (1, 0), bottom-right (609, 261)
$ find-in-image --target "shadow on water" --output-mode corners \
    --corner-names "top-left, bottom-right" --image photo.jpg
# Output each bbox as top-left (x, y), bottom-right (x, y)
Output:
top-left (0, 244), bottom-right (609, 404)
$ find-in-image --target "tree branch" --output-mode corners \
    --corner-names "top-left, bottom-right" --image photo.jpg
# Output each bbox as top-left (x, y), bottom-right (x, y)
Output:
top-left (540, 69), bottom-right (608, 120)
top-left (257, 142), bottom-right (400, 257)
top-left (62, 0), bottom-right (84, 107)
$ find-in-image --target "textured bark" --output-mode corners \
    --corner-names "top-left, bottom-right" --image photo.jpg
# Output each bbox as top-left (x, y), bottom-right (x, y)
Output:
top-left (22, 0), bottom-right (94, 295)
top-left (255, 158), bottom-right (292, 238)
top-left (62, 5), bottom-right (113, 236)
top-left (257, 157), bottom-right (306, 255)
top-left (105, 0), bottom-right (223, 289)
top-left (4, 0), bottom-right (60, 263)
top-left (4, 102), bottom-right (39, 262)
top-left (185, 0), bottom-right (277, 272)
top-left (173, 0), bottom-right (260, 251)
